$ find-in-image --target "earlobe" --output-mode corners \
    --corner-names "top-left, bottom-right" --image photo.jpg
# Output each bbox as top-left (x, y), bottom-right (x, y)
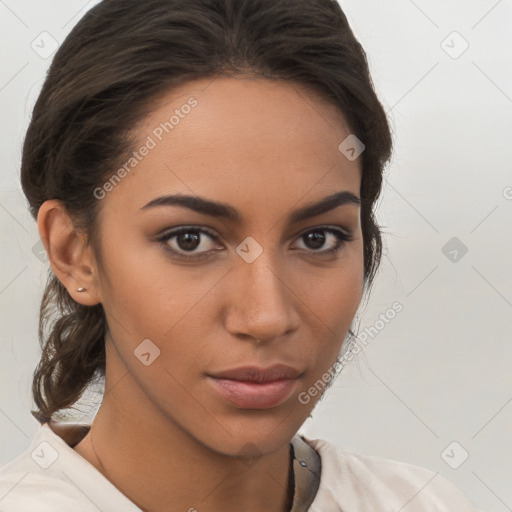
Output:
top-left (37, 199), bottom-right (101, 306)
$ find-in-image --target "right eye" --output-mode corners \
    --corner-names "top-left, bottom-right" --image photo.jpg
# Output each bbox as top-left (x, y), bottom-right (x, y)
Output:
top-left (156, 226), bottom-right (223, 260)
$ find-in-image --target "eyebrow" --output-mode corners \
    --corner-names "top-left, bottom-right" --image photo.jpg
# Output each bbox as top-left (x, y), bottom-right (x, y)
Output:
top-left (140, 190), bottom-right (360, 224)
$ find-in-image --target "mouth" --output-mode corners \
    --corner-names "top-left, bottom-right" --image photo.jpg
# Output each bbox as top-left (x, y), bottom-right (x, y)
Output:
top-left (207, 364), bottom-right (303, 409)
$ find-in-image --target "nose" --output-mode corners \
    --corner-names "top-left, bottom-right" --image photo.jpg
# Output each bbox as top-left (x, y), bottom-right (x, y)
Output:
top-left (223, 247), bottom-right (301, 343)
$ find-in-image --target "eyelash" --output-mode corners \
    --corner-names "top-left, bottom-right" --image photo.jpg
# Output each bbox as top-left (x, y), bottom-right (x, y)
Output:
top-left (156, 226), bottom-right (354, 261)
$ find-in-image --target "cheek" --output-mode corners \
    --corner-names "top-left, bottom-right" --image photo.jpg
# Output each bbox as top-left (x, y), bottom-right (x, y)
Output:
top-left (298, 243), bottom-right (364, 366)
top-left (96, 231), bottom-right (174, 334)
top-left (97, 231), bottom-right (229, 359)
top-left (301, 244), bottom-right (364, 323)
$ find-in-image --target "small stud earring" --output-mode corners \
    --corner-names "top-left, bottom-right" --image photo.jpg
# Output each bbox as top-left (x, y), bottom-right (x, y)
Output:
top-left (77, 287), bottom-right (87, 292)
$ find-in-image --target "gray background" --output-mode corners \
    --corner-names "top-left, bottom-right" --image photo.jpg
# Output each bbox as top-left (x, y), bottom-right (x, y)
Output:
top-left (1, 1), bottom-right (511, 511)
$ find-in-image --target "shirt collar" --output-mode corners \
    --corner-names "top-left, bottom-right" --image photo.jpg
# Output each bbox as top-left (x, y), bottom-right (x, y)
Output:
top-left (288, 434), bottom-right (322, 511)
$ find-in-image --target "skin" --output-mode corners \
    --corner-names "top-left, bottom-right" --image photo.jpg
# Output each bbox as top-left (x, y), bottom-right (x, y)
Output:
top-left (38, 76), bottom-right (364, 512)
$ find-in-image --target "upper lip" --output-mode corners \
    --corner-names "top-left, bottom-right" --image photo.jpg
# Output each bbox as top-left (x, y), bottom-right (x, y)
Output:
top-left (208, 364), bottom-right (303, 383)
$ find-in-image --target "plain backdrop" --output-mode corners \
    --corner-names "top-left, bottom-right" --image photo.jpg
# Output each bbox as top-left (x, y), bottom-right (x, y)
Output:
top-left (1, 1), bottom-right (511, 511)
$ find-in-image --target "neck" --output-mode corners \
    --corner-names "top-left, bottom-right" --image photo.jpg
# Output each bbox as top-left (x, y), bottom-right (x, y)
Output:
top-left (73, 372), bottom-right (293, 512)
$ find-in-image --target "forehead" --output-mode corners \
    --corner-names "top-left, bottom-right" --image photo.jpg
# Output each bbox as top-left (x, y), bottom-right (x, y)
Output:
top-left (103, 76), bottom-right (361, 217)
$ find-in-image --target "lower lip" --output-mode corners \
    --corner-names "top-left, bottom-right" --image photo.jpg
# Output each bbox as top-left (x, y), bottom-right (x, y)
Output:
top-left (208, 377), bottom-right (298, 409)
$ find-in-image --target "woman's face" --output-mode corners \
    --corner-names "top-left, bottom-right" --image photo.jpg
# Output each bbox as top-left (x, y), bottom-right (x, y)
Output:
top-left (91, 76), bottom-right (364, 455)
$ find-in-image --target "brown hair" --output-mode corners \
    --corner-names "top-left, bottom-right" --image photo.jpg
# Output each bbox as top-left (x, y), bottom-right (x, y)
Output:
top-left (21, 0), bottom-right (392, 424)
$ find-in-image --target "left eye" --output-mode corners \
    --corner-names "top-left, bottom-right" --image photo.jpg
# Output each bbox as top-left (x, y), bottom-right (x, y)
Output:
top-left (292, 227), bottom-right (352, 254)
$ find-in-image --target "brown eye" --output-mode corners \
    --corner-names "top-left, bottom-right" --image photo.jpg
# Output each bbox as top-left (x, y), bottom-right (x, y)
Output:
top-left (303, 230), bottom-right (327, 250)
top-left (175, 231), bottom-right (201, 251)
top-left (157, 227), bottom-right (221, 259)
top-left (293, 227), bottom-right (353, 255)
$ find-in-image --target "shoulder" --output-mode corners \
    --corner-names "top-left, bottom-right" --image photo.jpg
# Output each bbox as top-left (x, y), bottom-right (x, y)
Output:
top-left (303, 436), bottom-right (482, 512)
top-left (0, 446), bottom-right (92, 511)
top-left (0, 423), bottom-right (138, 512)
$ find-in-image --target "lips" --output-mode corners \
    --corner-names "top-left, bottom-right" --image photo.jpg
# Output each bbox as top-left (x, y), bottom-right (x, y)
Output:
top-left (208, 364), bottom-right (302, 383)
top-left (207, 364), bottom-right (303, 409)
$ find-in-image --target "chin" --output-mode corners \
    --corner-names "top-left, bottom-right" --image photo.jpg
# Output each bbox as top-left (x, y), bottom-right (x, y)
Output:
top-left (193, 411), bottom-right (304, 459)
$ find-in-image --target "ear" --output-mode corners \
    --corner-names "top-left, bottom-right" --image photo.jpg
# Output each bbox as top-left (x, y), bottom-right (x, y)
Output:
top-left (37, 199), bottom-right (101, 306)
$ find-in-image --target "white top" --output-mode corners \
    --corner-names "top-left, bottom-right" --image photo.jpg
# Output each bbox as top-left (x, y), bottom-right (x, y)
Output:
top-left (0, 423), bottom-right (482, 511)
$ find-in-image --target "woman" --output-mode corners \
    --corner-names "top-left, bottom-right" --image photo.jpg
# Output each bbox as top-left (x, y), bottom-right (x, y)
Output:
top-left (0, 0), bottom-right (481, 510)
